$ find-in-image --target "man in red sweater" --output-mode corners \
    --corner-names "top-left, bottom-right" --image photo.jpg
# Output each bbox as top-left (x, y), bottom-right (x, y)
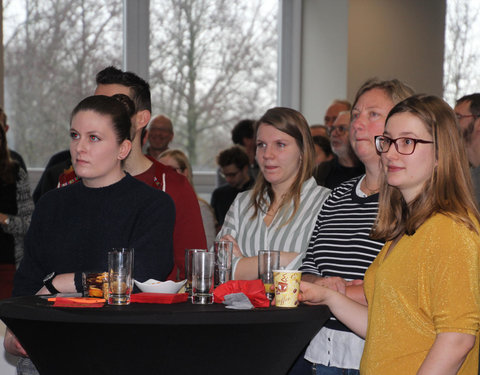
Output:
top-left (94, 67), bottom-right (206, 280)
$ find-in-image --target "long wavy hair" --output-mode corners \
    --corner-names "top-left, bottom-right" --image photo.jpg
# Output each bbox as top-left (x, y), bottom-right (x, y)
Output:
top-left (371, 94), bottom-right (480, 240)
top-left (250, 107), bottom-right (315, 225)
top-left (0, 124), bottom-right (17, 185)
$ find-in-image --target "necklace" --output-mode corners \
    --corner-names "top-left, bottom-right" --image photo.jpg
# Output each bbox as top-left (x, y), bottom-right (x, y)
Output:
top-left (361, 177), bottom-right (379, 196)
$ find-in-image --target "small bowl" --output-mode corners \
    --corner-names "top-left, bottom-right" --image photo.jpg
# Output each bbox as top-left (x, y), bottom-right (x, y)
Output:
top-left (134, 279), bottom-right (187, 294)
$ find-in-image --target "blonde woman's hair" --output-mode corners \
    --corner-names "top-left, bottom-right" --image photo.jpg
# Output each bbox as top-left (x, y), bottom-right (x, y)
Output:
top-left (158, 149), bottom-right (193, 185)
top-left (250, 107), bottom-right (315, 225)
top-left (351, 78), bottom-right (415, 111)
top-left (371, 94), bottom-right (480, 240)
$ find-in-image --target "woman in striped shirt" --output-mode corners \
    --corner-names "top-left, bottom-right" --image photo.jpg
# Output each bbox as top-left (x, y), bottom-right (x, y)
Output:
top-left (217, 107), bottom-right (330, 280)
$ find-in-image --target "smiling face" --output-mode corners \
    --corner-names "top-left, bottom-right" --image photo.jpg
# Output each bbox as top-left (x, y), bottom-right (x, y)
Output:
top-left (70, 110), bottom-right (131, 188)
top-left (350, 88), bottom-right (395, 166)
top-left (149, 116), bottom-right (173, 152)
top-left (381, 112), bottom-right (436, 203)
top-left (256, 123), bottom-right (302, 195)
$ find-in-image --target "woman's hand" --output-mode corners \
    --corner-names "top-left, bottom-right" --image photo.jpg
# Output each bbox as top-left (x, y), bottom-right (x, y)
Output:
top-left (313, 276), bottom-right (348, 294)
top-left (220, 234), bottom-right (242, 258)
top-left (298, 280), bottom-right (333, 305)
top-left (4, 329), bottom-right (28, 357)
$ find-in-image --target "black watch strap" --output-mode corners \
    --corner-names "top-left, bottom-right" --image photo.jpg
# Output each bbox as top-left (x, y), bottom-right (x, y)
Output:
top-left (43, 272), bottom-right (60, 294)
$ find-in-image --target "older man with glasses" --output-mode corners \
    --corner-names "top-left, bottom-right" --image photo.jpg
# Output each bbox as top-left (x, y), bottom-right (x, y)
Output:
top-left (314, 111), bottom-right (364, 189)
top-left (454, 93), bottom-right (480, 205)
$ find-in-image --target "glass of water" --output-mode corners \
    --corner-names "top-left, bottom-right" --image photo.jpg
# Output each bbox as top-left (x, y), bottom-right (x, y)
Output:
top-left (192, 251), bottom-right (215, 304)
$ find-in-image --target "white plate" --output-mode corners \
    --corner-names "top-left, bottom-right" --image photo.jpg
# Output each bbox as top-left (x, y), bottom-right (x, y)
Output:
top-left (134, 279), bottom-right (187, 294)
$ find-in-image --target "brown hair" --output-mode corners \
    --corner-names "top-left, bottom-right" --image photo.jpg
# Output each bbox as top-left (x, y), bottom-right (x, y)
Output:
top-left (0, 124), bottom-right (17, 184)
top-left (371, 94), bottom-right (480, 240)
top-left (250, 107), bottom-right (315, 225)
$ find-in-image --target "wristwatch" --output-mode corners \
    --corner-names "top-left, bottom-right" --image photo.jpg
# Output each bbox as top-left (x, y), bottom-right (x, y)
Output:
top-left (43, 272), bottom-right (60, 294)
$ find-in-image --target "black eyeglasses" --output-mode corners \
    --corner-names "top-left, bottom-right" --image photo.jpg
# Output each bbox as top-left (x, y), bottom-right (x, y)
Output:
top-left (374, 135), bottom-right (434, 155)
top-left (220, 170), bottom-right (240, 179)
top-left (327, 125), bottom-right (348, 136)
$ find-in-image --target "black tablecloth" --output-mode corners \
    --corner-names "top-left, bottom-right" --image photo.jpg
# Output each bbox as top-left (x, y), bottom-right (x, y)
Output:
top-left (0, 296), bottom-right (330, 375)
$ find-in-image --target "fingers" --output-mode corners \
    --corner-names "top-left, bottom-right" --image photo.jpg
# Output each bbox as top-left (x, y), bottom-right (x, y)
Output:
top-left (299, 281), bottom-right (325, 305)
top-left (221, 235), bottom-right (242, 257)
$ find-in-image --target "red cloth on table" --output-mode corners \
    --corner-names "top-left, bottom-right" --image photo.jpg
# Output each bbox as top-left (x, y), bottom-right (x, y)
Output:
top-left (214, 279), bottom-right (270, 308)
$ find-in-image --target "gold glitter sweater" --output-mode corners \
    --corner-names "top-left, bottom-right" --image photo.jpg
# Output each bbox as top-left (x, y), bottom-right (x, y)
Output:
top-left (361, 213), bottom-right (480, 374)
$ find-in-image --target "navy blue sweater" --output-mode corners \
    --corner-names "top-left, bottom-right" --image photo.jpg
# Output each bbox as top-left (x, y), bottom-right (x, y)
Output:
top-left (13, 174), bottom-right (175, 296)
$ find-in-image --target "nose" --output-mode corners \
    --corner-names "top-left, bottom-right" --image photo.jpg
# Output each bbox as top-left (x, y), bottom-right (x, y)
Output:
top-left (383, 142), bottom-right (399, 160)
top-left (350, 114), bottom-right (365, 131)
top-left (262, 145), bottom-right (274, 159)
top-left (74, 137), bottom-right (87, 154)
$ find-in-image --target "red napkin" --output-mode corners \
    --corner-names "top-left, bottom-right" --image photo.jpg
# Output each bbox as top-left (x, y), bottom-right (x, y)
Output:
top-left (130, 293), bottom-right (188, 304)
top-left (48, 297), bottom-right (105, 308)
top-left (213, 280), bottom-right (270, 308)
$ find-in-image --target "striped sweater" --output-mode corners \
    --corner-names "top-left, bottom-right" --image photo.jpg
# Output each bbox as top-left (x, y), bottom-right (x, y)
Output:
top-left (300, 175), bottom-right (384, 280)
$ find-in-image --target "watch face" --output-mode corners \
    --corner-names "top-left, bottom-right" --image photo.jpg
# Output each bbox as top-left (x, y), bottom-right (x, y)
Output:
top-left (43, 272), bottom-right (55, 283)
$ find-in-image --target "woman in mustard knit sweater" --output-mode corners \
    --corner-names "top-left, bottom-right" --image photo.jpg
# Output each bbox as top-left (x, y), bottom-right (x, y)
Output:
top-left (300, 94), bottom-right (480, 375)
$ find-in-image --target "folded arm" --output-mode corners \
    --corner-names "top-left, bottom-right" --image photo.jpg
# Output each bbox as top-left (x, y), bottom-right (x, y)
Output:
top-left (301, 274), bottom-right (366, 305)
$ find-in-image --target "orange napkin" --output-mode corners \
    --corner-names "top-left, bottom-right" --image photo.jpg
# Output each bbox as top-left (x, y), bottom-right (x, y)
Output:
top-left (130, 292), bottom-right (188, 304)
top-left (213, 280), bottom-right (270, 308)
top-left (48, 297), bottom-right (105, 308)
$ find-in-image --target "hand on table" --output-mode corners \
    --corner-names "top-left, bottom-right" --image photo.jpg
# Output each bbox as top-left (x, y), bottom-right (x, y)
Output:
top-left (4, 329), bottom-right (28, 357)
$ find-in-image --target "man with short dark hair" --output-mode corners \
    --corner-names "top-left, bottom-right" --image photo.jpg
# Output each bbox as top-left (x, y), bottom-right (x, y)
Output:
top-left (211, 145), bottom-right (253, 229)
top-left (92, 67), bottom-right (206, 280)
top-left (217, 119), bottom-right (259, 186)
top-left (455, 93), bottom-right (480, 204)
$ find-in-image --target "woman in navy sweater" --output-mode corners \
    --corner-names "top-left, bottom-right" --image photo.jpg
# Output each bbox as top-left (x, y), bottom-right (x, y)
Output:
top-left (5, 95), bottom-right (175, 362)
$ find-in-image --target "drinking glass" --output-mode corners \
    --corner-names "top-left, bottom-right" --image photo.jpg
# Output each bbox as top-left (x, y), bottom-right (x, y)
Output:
top-left (185, 249), bottom-right (207, 299)
top-left (108, 248), bottom-right (134, 305)
top-left (192, 251), bottom-right (215, 304)
top-left (258, 250), bottom-right (280, 300)
top-left (213, 240), bottom-right (233, 287)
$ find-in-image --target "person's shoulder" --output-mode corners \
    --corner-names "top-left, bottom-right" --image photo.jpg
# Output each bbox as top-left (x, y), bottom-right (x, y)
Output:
top-left (420, 213), bottom-right (480, 244)
top-left (303, 177), bottom-right (330, 196)
top-left (212, 183), bottom-right (234, 196)
top-left (35, 181), bottom-right (78, 208)
top-left (9, 149), bottom-right (27, 171)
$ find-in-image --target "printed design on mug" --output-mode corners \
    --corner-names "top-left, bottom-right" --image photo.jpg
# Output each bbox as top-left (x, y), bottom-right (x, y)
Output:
top-left (274, 272), bottom-right (301, 307)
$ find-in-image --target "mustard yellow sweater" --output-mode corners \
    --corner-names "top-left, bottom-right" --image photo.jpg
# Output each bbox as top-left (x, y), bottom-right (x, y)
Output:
top-left (362, 213), bottom-right (480, 374)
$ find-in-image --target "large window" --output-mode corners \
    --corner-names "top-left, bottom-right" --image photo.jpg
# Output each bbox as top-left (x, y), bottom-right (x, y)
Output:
top-left (3, 0), bottom-right (122, 168)
top-left (149, 0), bottom-right (278, 168)
top-left (443, 0), bottom-right (480, 106)
top-left (3, 0), bottom-right (278, 170)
